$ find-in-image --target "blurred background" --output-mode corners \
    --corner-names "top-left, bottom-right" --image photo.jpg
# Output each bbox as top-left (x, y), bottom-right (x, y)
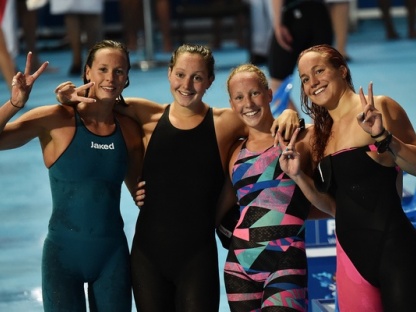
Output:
top-left (1, 0), bottom-right (416, 311)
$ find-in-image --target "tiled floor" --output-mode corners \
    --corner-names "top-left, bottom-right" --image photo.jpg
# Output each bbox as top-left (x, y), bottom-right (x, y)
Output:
top-left (1, 16), bottom-right (416, 312)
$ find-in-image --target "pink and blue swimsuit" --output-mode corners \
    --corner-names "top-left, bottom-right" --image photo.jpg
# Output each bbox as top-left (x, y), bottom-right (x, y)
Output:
top-left (225, 141), bottom-right (310, 311)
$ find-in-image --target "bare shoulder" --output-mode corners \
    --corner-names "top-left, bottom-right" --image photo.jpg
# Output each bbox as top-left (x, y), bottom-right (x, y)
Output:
top-left (212, 107), bottom-right (239, 122)
top-left (374, 94), bottom-right (409, 122)
top-left (212, 107), bottom-right (245, 133)
top-left (212, 107), bottom-right (232, 116)
top-left (374, 95), bottom-right (404, 114)
top-left (18, 104), bottom-right (73, 121)
top-left (119, 97), bottom-right (166, 124)
top-left (124, 97), bottom-right (166, 113)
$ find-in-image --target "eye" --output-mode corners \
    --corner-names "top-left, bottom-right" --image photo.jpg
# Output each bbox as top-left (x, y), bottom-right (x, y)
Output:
top-left (252, 91), bottom-right (260, 97)
top-left (115, 69), bottom-right (124, 75)
top-left (316, 68), bottom-right (324, 75)
top-left (99, 67), bottom-right (108, 73)
top-left (175, 72), bottom-right (185, 78)
top-left (193, 75), bottom-right (203, 82)
top-left (301, 77), bottom-right (309, 84)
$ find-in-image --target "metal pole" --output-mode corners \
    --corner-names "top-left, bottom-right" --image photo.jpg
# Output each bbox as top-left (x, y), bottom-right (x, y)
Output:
top-left (136, 0), bottom-right (168, 71)
top-left (143, 0), bottom-right (154, 61)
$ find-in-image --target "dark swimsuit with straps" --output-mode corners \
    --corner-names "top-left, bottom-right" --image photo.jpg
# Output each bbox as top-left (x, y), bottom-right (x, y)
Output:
top-left (131, 106), bottom-right (224, 311)
top-left (315, 144), bottom-right (416, 310)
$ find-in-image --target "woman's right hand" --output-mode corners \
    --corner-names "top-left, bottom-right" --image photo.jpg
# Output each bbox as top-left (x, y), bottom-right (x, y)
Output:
top-left (278, 128), bottom-right (302, 178)
top-left (54, 81), bottom-right (96, 105)
top-left (134, 181), bottom-right (146, 207)
top-left (10, 52), bottom-right (48, 108)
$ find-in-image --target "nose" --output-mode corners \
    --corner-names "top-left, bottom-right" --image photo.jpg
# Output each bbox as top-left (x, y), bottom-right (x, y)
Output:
top-left (243, 96), bottom-right (255, 107)
top-left (105, 71), bottom-right (115, 82)
top-left (183, 76), bottom-right (193, 88)
top-left (309, 75), bottom-right (319, 87)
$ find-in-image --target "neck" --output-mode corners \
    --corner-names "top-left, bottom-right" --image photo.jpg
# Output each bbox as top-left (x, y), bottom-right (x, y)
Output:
top-left (170, 101), bottom-right (208, 118)
top-left (327, 89), bottom-right (357, 121)
top-left (77, 102), bottom-right (115, 124)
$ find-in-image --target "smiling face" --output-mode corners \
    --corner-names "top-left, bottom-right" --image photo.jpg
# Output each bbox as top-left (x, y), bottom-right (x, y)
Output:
top-left (85, 47), bottom-right (129, 103)
top-left (228, 68), bottom-right (273, 130)
top-left (298, 51), bottom-right (348, 109)
top-left (168, 52), bottom-right (214, 109)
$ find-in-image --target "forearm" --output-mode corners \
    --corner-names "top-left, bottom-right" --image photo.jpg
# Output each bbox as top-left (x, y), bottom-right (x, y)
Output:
top-left (292, 171), bottom-right (336, 217)
top-left (272, 0), bottom-right (284, 29)
top-left (0, 99), bottom-right (23, 133)
top-left (388, 136), bottom-right (416, 175)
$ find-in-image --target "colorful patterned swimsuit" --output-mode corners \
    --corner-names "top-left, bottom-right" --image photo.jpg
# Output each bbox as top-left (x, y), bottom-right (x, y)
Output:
top-left (224, 141), bottom-right (310, 311)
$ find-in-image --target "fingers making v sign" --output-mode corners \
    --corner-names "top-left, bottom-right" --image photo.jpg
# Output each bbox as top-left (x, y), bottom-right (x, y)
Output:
top-left (278, 127), bottom-right (302, 178)
top-left (357, 82), bottom-right (385, 137)
top-left (54, 81), bottom-right (96, 105)
top-left (10, 52), bottom-right (49, 109)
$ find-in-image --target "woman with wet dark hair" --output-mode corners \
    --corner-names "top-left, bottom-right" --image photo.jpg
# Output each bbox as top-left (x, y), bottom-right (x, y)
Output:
top-left (0, 41), bottom-right (143, 311)
top-left (284, 44), bottom-right (416, 311)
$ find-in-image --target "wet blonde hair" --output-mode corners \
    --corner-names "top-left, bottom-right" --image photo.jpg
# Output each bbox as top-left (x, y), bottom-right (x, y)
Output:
top-left (226, 63), bottom-right (269, 96)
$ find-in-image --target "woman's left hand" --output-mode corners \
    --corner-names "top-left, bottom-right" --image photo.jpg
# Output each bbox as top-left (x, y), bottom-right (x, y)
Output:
top-left (357, 82), bottom-right (384, 136)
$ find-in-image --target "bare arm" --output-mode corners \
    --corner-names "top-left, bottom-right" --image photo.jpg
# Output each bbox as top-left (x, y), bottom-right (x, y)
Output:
top-left (117, 114), bottom-right (144, 199)
top-left (215, 139), bottom-right (242, 227)
top-left (215, 175), bottom-right (238, 228)
top-left (115, 97), bottom-right (166, 126)
top-left (278, 128), bottom-right (336, 217)
top-left (358, 83), bottom-right (416, 175)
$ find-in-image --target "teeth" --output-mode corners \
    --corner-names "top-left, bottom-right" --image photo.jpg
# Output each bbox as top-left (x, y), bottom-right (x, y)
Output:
top-left (179, 91), bottom-right (192, 96)
top-left (314, 87), bottom-right (324, 95)
top-left (245, 111), bottom-right (257, 116)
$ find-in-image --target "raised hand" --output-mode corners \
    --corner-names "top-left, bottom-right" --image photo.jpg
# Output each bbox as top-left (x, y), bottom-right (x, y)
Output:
top-left (278, 127), bottom-right (301, 178)
top-left (357, 82), bottom-right (384, 137)
top-left (54, 81), bottom-right (96, 105)
top-left (10, 52), bottom-right (48, 108)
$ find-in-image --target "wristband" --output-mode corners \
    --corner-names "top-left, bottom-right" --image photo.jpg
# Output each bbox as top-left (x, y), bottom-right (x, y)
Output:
top-left (9, 98), bottom-right (23, 109)
top-left (374, 131), bottom-right (393, 154)
top-left (371, 128), bottom-right (386, 139)
top-left (299, 118), bottom-right (305, 131)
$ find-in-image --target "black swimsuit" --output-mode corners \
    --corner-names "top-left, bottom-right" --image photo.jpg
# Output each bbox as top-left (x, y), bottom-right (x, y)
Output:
top-left (316, 145), bottom-right (416, 311)
top-left (131, 105), bottom-right (224, 311)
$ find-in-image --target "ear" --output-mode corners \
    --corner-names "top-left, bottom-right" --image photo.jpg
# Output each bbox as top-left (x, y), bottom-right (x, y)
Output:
top-left (267, 88), bottom-right (273, 103)
top-left (206, 75), bottom-right (215, 90)
top-left (340, 65), bottom-right (348, 79)
top-left (229, 98), bottom-right (235, 111)
top-left (85, 65), bottom-right (91, 81)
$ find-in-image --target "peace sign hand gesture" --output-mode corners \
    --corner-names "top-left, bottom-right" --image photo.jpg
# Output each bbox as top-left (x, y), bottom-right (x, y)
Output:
top-left (278, 127), bottom-right (302, 179)
top-left (55, 81), bottom-right (96, 106)
top-left (10, 52), bottom-right (48, 108)
top-left (357, 82), bottom-right (384, 137)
